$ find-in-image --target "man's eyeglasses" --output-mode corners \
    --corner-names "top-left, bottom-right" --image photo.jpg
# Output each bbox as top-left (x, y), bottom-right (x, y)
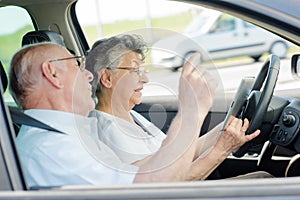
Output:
top-left (49, 55), bottom-right (86, 71)
top-left (107, 66), bottom-right (149, 77)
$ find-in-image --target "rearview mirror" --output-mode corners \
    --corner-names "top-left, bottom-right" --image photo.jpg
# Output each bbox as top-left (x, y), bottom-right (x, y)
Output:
top-left (291, 54), bottom-right (300, 79)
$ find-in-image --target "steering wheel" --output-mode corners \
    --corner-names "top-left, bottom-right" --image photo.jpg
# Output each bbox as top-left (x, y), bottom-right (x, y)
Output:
top-left (232, 54), bottom-right (280, 157)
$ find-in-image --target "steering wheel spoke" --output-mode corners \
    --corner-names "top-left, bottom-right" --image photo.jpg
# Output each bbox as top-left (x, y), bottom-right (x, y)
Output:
top-left (232, 54), bottom-right (280, 157)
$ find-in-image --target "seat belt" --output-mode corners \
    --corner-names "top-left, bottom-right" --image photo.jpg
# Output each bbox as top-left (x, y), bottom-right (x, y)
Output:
top-left (9, 106), bottom-right (63, 133)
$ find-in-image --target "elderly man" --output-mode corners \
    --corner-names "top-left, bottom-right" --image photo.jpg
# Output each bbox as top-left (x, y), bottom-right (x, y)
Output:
top-left (9, 43), bottom-right (259, 187)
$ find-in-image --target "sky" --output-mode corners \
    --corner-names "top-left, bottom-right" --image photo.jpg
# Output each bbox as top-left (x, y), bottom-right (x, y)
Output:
top-left (0, 0), bottom-right (197, 35)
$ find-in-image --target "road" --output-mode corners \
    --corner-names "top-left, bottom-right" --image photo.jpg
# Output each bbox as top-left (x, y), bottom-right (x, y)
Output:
top-left (143, 57), bottom-right (300, 97)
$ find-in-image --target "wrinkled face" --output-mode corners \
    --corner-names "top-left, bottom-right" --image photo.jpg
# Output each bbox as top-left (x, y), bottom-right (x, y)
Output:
top-left (111, 51), bottom-right (149, 110)
top-left (53, 48), bottom-right (95, 116)
top-left (72, 61), bottom-right (95, 116)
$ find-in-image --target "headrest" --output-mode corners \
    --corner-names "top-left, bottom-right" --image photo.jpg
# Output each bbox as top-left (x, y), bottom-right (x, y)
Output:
top-left (0, 61), bottom-right (8, 94)
top-left (22, 30), bottom-right (66, 47)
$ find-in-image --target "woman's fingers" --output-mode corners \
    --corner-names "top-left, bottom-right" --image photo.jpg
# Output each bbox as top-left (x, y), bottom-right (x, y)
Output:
top-left (181, 53), bottom-right (201, 75)
top-left (245, 130), bottom-right (260, 141)
top-left (178, 52), bottom-right (218, 115)
top-left (241, 118), bottom-right (249, 132)
top-left (224, 117), bottom-right (260, 145)
top-left (228, 117), bottom-right (243, 129)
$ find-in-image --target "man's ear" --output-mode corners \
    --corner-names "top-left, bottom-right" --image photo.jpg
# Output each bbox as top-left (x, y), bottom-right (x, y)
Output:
top-left (41, 61), bottom-right (63, 89)
top-left (100, 69), bottom-right (112, 88)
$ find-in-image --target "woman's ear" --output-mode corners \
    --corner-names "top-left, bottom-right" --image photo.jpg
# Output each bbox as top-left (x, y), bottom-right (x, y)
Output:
top-left (41, 61), bottom-right (63, 89)
top-left (100, 69), bottom-right (112, 88)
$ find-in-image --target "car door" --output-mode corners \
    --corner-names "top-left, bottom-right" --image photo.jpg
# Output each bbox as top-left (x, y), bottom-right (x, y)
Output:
top-left (3, 1), bottom-right (300, 199)
top-left (235, 20), bottom-right (269, 58)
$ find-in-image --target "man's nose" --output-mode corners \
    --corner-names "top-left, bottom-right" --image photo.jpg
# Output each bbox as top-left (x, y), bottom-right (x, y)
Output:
top-left (85, 69), bottom-right (94, 82)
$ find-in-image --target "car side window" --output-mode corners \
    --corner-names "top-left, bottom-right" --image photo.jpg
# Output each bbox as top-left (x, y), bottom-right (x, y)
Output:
top-left (76, 0), bottom-right (300, 97)
top-left (210, 15), bottom-right (235, 33)
top-left (0, 6), bottom-right (35, 105)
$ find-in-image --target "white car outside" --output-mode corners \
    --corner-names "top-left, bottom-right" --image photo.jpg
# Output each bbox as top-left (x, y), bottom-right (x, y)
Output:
top-left (151, 9), bottom-right (290, 71)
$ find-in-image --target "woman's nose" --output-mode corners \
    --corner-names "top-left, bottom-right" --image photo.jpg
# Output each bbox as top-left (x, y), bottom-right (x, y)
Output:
top-left (140, 72), bottom-right (149, 83)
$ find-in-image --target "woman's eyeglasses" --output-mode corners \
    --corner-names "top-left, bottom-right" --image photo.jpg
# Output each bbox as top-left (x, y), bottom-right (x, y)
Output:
top-left (49, 55), bottom-right (86, 71)
top-left (107, 66), bottom-right (149, 77)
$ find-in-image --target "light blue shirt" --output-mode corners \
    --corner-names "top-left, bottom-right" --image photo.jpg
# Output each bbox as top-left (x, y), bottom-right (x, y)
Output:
top-left (16, 109), bottom-right (138, 188)
top-left (90, 110), bottom-right (166, 164)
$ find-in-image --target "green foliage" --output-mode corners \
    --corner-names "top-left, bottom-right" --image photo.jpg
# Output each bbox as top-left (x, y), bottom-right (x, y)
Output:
top-left (0, 25), bottom-right (34, 100)
top-left (151, 12), bottom-right (193, 31)
top-left (0, 25), bottom-right (34, 70)
top-left (83, 12), bottom-right (193, 46)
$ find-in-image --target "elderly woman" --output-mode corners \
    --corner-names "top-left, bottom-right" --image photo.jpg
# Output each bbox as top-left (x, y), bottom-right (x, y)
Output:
top-left (86, 34), bottom-right (261, 170)
top-left (86, 34), bottom-right (166, 165)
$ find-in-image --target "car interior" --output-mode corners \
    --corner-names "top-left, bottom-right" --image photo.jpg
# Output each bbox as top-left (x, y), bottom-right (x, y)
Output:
top-left (1, 29), bottom-right (299, 180)
top-left (1, 0), bottom-right (300, 199)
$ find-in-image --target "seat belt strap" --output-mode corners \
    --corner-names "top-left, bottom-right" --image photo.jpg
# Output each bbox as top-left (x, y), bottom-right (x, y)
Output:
top-left (9, 106), bottom-right (63, 134)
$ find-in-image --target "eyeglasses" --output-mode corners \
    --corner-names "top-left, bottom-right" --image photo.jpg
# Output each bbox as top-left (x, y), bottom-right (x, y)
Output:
top-left (107, 66), bottom-right (149, 77)
top-left (49, 55), bottom-right (86, 71)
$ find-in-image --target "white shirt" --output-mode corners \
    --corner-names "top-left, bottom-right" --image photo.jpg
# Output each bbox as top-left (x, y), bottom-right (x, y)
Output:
top-left (16, 109), bottom-right (138, 188)
top-left (90, 110), bottom-right (166, 164)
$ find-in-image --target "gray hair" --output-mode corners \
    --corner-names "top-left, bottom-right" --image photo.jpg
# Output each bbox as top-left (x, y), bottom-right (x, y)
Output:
top-left (86, 34), bottom-right (148, 103)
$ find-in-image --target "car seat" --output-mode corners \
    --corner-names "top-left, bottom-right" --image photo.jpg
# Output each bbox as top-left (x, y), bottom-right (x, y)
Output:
top-left (21, 30), bottom-right (66, 46)
top-left (21, 30), bottom-right (77, 56)
top-left (285, 154), bottom-right (300, 177)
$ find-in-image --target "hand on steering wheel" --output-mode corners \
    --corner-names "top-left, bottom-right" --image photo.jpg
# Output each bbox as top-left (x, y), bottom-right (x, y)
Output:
top-left (232, 54), bottom-right (280, 157)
